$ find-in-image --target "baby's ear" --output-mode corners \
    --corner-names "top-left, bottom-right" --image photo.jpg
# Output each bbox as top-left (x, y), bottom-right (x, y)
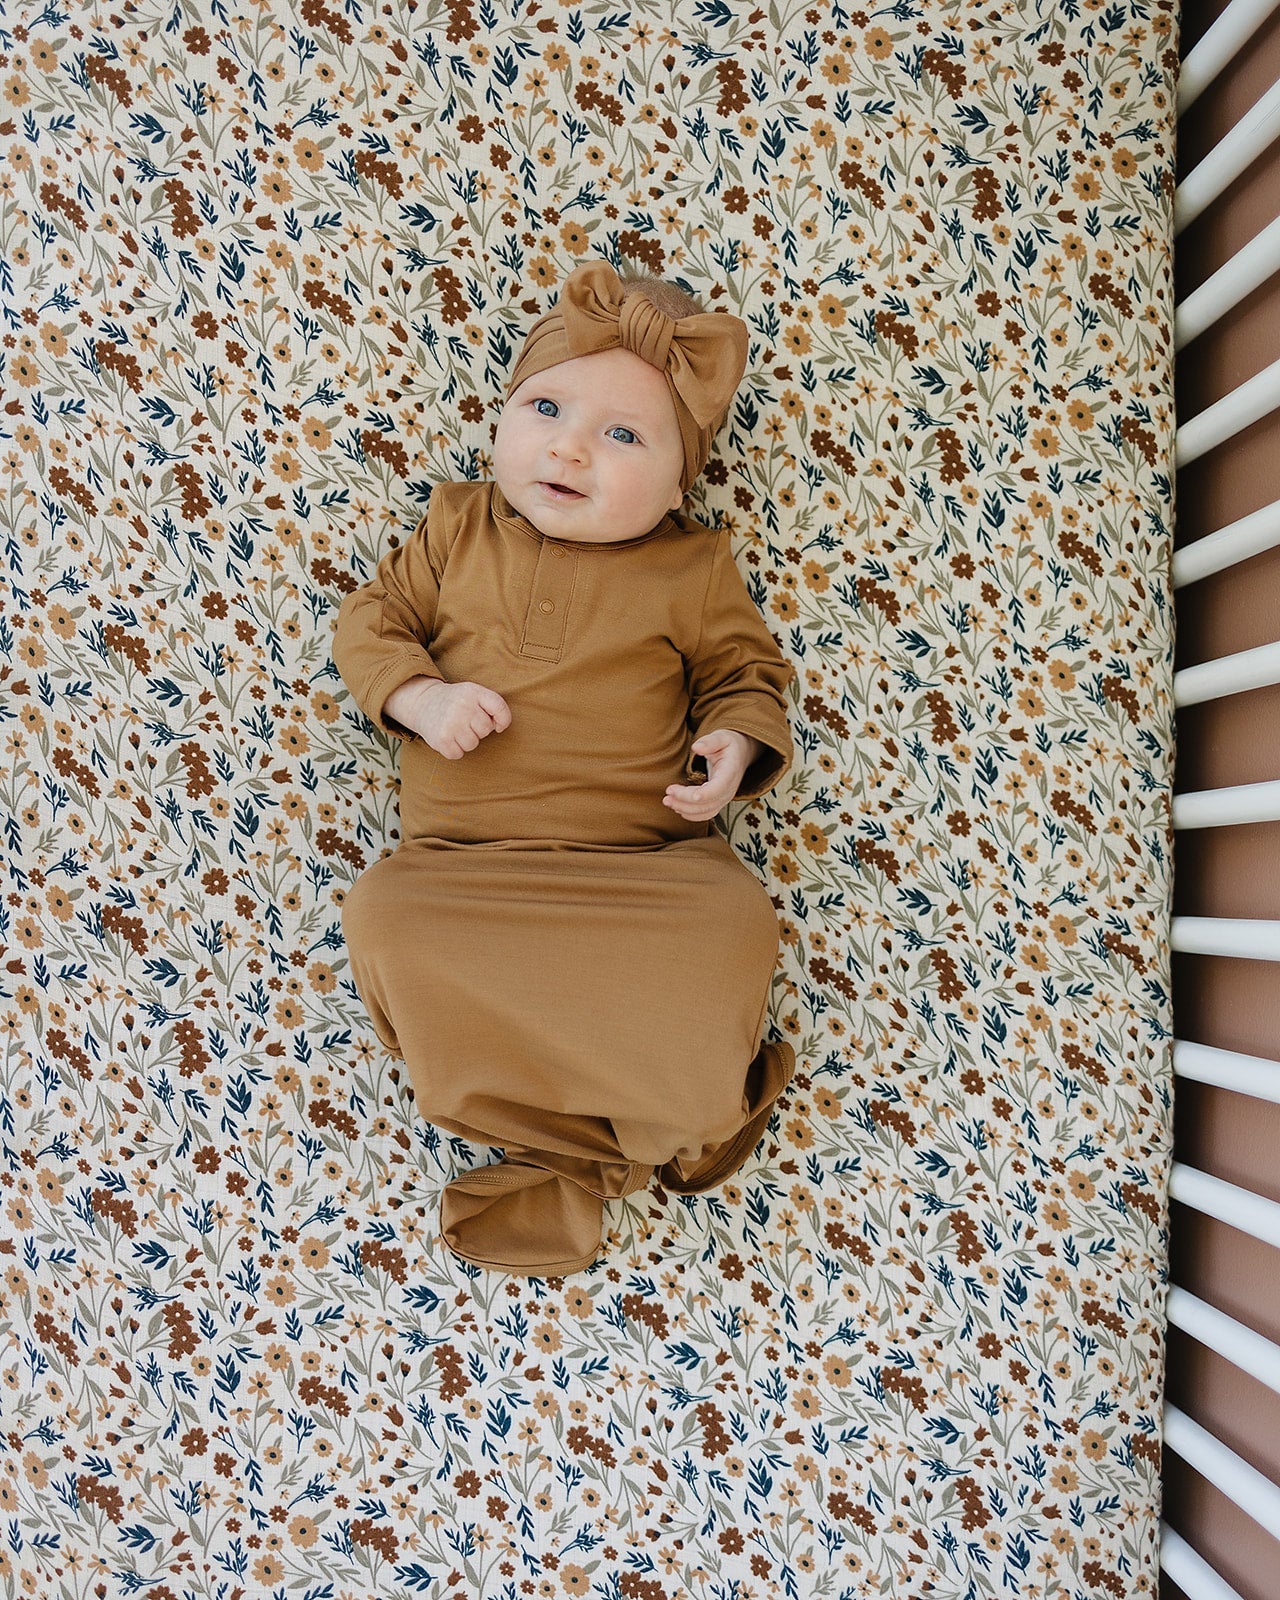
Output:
top-left (669, 485), bottom-right (684, 510)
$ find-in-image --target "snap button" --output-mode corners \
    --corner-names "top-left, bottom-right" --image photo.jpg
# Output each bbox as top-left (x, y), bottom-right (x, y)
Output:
top-left (539, 599), bottom-right (555, 614)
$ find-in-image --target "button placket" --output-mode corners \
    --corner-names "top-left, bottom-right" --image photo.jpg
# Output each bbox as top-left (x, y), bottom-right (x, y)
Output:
top-left (520, 540), bottom-right (577, 659)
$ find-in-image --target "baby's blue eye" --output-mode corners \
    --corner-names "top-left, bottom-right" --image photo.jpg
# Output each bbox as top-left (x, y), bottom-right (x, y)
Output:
top-left (533, 398), bottom-right (558, 417)
top-left (608, 426), bottom-right (637, 445)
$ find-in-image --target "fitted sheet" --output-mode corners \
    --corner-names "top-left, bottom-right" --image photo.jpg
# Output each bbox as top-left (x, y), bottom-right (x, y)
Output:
top-left (2, 0), bottom-right (1176, 1595)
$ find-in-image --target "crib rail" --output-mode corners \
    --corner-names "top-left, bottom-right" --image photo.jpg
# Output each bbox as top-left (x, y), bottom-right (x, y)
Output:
top-left (1166, 0), bottom-right (1280, 1595)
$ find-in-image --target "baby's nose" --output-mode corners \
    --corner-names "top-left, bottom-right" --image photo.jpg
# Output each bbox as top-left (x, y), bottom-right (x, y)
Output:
top-left (550, 426), bottom-right (587, 463)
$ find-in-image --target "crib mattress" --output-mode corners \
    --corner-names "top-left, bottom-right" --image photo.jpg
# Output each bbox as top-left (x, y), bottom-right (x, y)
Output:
top-left (1, 0), bottom-right (1175, 1595)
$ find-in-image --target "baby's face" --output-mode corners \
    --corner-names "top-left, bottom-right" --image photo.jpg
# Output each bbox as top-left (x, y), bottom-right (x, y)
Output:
top-left (493, 347), bottom-right (686, 543)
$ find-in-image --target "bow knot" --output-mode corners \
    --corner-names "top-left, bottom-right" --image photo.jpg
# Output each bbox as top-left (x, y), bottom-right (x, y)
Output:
top-left (616, 293), bottom-right (674, 374)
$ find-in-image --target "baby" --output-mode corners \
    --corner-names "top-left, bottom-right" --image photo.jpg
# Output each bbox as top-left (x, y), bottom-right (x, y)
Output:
top-left (333, 261), bottom-right (795, 1275)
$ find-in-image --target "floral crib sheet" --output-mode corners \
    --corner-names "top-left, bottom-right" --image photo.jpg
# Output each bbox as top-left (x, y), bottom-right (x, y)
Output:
top-left (1, 0), bottom-right (1177, 1597)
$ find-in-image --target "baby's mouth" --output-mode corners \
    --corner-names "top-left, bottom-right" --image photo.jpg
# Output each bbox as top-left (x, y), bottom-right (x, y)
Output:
top-left (541, 481), bottom-right (585, 499)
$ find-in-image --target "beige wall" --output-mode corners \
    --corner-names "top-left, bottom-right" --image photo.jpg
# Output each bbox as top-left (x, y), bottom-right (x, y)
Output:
top-left (1164, 0), bottom-right (1280, 1594)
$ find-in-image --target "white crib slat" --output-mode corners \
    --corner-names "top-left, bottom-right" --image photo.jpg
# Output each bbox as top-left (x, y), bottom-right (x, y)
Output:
top-left (1175, 355), bottom-right (1280, 466)
top-left (1174, 1040), bottom-right (1280, 1103)
top-left (1175, 214), bottom-right (1280, 348)
top-left (1175, 76), bottom-right (1280, 232)
top-left (1168, 1162), bottom-right (1280, 1250)
top-left (1173, 498), bottom-right (1280, 586)
top-left (1161, 1524), bottom-right (1249, 1600)
top-left (1179, 0), bottom-right (1280, 110)
top-left (1174, 639), bottom-right (1280, 706)
top-left (1173, 780), bottom-right (1280, 828)
top-left (1170, 916), bottom-right (1280, 960)
top-left (1164, 1405), bottom-right (1280, 1541)
top-left (1166, 1286), bottom-right (1280, 1396)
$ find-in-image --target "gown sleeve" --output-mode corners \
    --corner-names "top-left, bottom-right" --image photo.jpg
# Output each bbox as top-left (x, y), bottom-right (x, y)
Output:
top-left (331, 505), bottom-right (452, 739)
top-left (686, 537), bottom-right (795, 800)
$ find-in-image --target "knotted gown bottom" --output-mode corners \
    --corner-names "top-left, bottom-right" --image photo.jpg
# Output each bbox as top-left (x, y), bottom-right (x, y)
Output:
top-left (342, 834), bottom-right (794, 1274)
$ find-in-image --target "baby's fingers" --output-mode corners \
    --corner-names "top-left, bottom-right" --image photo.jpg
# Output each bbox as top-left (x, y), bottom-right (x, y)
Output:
top-left (691, 732), bottom-right (732, 763)
top-left (664, 781), bottom-right (727, 820)
top-left (438, 713), bottom-right (489, 758)
top-left (456, 708), bottom-right (504, 752)
top-left (662, 783), bottom-right (702, 817)
top-left (476, 687), bottom-right (512, 731)
top-left (442, 726), bottom-right (481, 758)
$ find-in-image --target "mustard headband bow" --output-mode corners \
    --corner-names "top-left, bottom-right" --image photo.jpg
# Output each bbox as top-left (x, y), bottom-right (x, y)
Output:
top-left (505, 262), bottom-right (749, 492)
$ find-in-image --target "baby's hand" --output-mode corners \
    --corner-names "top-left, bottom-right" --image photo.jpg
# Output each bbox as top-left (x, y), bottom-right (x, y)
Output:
top-left (384, 676), bottom-right (511, 759)
top-left (663, 729), bottom-right (761, 822)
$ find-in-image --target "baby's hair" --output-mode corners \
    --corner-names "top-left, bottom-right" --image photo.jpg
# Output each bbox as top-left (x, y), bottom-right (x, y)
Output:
top-left (618, 273), bottom-right (704, 321)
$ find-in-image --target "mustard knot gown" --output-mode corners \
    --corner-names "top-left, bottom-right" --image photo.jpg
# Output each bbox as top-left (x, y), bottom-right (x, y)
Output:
top-left (333, 482), bottom-right (795, 1275)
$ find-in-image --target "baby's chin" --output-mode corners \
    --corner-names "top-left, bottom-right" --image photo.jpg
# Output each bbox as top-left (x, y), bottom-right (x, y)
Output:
top-left (495, 480), bottom-right (569, 534)
top-left (495, 476), bottom-right (685, 543)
